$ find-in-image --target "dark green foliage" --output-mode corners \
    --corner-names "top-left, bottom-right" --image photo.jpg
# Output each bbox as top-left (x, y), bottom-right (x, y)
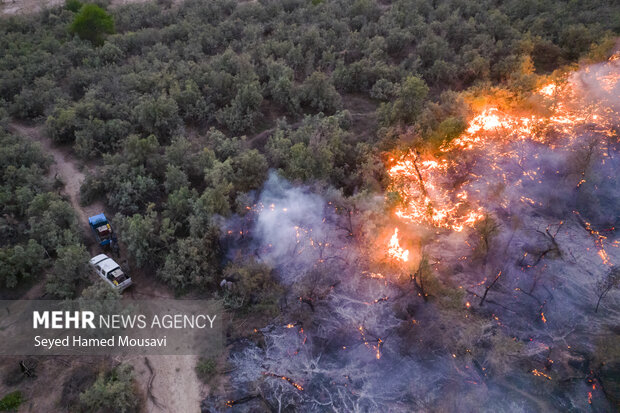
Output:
top-left (222, 259), bottom-right (283, 314)
top-left (10, 77), bottom-right (61, 120)
top-left (46, 105), bottom-right (78, 144)
top-left (134, 95), bottom-right (181, 142)
top-left (0, 240), bottom-right (46, 289)
top-left (45, 244), bottom-right (90, 299)
top-left (157, 228), bottom-right (221, 290)
top-left (79, 364), bottom-right (138, 413)
top-left (26, 192), bottom-right (82, 253)
top-left (164, 164), bottom-right (190, 194)
top-left (0, 130), bottom-right (86, 291)
top-left (65, 0), bottom-right (83, 13)
top-left (379, 76), bottom-right (429, 126)
top-left (300, 72), bottom-right (341, 114)
top-left (69, 4), bottom-right (115, 46)
top-left (0, 391), bottom-right (23, 411)
top-left (216, 80), bottom-right (263, 133)
top-left (79, 173), bottom-right (106, 206)
top-left (0, 0), bottom-right (617, 312)
top-left (195, 358), bottom-right (217, 383)
top-left (427, 116), bottom-right (467, 146)
top-left (116, 205), bottom-right (174, 269)
top-left (80, 280), bottom-right (122, 300)
top-left (266, 113), bottom-right (363, 189)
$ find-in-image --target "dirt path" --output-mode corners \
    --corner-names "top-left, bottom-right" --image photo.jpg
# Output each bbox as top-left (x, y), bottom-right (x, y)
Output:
top-left (127, 355), bottom-right (204, 413)
top-left (8, 122), bottom-right (104, 236)
top-left (8, 121), bottom-right (206, 412)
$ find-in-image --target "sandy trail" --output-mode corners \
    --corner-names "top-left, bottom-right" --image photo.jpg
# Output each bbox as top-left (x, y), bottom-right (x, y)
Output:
top-left (8, 122), bottom-right (205, 412)
top-left (8, 122), bottom-right (104, 235)
top-left (127, 355), bottom-right (203, 413)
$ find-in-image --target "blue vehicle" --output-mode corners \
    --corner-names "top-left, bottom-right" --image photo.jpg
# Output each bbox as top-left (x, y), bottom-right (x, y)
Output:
top-left (88, 213), bottom-right (115, 247)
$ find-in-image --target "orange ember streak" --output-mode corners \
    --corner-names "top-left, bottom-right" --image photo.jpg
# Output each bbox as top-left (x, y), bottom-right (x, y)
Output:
top-left (263, 372), bottom-right (304, 391)
top-left (532, 369), bottom-right (552, 380)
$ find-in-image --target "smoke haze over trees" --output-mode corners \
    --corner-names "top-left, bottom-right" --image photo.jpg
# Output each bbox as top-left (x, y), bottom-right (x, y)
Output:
top-left (0, 0), bottom-right (619, 411)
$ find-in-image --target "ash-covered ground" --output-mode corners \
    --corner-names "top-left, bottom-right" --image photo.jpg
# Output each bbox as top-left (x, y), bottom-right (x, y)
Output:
top-left (208, 56), bottom-right (620, 412)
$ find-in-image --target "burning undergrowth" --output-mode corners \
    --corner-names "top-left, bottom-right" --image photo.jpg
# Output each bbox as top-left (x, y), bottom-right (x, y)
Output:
top-left (213, 56), bottom-right (620, 412)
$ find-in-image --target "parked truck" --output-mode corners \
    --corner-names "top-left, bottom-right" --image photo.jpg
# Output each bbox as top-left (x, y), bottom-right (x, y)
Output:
top-left (89, 254), bottom-right (132, 291)
top-left (88, 213), bottom-right (119, 254)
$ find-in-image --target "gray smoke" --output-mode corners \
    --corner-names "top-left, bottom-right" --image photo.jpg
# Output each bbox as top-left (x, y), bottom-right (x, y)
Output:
top-left (216, 58), bottom-right (620, 412)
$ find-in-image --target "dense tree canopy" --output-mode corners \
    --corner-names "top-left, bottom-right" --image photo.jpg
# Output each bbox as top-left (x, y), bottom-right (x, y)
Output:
top-left (1, 0), bottom-right (616, 293)
top-left (0, 126), bottom-right (86, 294)
top-left (0, 0), bottom-right (618, 410)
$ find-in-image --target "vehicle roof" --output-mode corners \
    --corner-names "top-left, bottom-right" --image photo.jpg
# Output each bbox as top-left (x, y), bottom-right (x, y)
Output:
top-left (90, 254), bottom-right (108, 265)
top-left (89, 254), bottom-right (121, 273)
top-left (88, 213), bottom-right (108, 226)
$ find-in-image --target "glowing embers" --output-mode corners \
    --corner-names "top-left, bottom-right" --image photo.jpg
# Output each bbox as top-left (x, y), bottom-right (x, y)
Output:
top-left (387, 228), bottom-right (409, 262)
top-left (262, 372), bottom-right (304, 391)
top-left (387, 58), bottom-right (619, 236)
top-left (358, 325), bottom-right (383, 360)
top-left (388, 153), bottom-right (484, 232)
top-left (573, 210), bottom-right (613, 265)
top-left (531, 369), bottom-right (552, 380)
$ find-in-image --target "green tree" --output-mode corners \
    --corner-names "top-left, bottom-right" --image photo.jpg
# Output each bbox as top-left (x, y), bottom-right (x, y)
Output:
top-left (217, 81), bottom-right (263, 133)
top-left (379, 75), bottom-right (429, 126)
top-left (230, 149), bottom-right (268, 192)
top-left (0, 240), bottom-right (45, 289)
top-left (164, 164), bottom-right (190, 194)
top-left (65, 0), bottom-right (82, 12)
top-left (46, 105), bottom-right (78, 144)
top-left (116, 206), bottom-right (173, 268)
top-left (69, 4), bottom-right (115, 46)
top-left (79, 364), bottom-right (138, 413)
top-left (157, 231), bottom-right (221, 290)
top-left (81, 280), bottom-right (121, 300)
top-left (135, 94), bottom-right (181, 142)
top-left (164, 186), bottom-right (195, 232)
top-left (123, 134), bottom-right (160, 168)
top-left (222, 259), bottom-right (282, 314)
top-left (0, 391), bottom-right (23, 411)
top-left (26, 193), bottom-right (81, 254)
top-left (45, 244), bottom-right (90, 299)
top-left (300, 71), bottom-right (342, 114)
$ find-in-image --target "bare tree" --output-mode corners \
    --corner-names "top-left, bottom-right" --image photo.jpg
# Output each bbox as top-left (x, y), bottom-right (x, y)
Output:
top-left (595, 266), bottom-right (620, 313)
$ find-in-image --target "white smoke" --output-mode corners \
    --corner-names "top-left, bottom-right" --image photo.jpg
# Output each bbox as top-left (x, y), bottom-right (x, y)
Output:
top-left (217, 58), bottom-right (620, 412)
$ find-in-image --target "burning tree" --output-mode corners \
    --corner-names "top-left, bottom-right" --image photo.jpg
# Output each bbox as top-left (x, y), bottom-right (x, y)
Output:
top-left (219, 55), bottom-right (620, 412)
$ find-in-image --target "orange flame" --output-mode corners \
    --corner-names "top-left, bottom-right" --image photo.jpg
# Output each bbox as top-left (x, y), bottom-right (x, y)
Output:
top-left (387, 228), bottom-right (409, 262)
top-left (388, 54), bottom-right (619, 236)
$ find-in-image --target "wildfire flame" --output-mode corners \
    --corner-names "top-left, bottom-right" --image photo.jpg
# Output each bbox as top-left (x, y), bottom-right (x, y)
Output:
top-left (387, 53), bottom-right (619, 243)
top-left (387, 228), bottom-right (409, 262)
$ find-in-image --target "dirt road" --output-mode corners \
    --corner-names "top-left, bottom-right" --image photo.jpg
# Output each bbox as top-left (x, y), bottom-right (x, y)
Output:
top-left (8, 122), bottom-right (104, 235)
top-left (7, 122), bottom-right (205, 413)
